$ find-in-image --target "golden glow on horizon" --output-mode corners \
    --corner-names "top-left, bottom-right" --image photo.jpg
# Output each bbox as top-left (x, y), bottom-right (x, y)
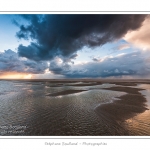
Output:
top-left (0, 72), bottom-right (33, 79)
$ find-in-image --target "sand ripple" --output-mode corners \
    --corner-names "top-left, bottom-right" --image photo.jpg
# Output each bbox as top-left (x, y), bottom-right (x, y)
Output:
top-left (0, 81), bottom-right (149, 135)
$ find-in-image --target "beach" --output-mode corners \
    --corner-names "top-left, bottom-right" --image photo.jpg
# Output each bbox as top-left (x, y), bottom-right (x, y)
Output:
top-left (0, 79), bottom-right (150, 135)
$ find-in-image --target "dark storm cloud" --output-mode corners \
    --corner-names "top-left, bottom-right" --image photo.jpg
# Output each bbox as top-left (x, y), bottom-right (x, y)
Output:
top-left (16, 14), bottom-right (148, 61)
top-left (0, 50), bottom-right (48, 74)
top-left (51, 51), bottom-right (150, 78)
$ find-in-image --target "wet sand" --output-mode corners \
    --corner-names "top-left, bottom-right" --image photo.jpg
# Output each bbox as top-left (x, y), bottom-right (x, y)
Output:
top-left (46, 81), bottom-right (149, 132)
top-left (69, 82), bottom-right (103, 86)
top-left (0, 79), bottom-right (150, 135)
top-left (95, 86), bottom-right (149, 122)
top-left (49, 83), bottom-right (102, 87)
top-left (46, 89), bottom-right (87, 96)
top-left (110, 82), bottom-right (138, 86)
top-left (2, 78), bottom-right (150, 83)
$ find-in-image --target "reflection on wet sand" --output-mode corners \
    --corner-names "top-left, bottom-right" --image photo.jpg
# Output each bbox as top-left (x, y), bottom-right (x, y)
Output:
top-left (0, 80), bottom-right (150, 136)
top-left (126, 110), bottom-right (150, 135)
top-left (46, 89), bottom-right (87, 96)
top-left (95, 86), bottom-right (149, 135)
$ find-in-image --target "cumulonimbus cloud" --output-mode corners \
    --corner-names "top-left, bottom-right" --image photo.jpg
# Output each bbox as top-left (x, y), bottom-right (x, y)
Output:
top-left (50, 50), bottom-right (150, 78)
top-left (16, 14), bottom-right (147, 61)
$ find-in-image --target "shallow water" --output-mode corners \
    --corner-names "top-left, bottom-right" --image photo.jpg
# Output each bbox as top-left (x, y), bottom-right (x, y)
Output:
top-left (125, 84), bottom-right (150, 135)
top-left (0, 80), bottom-right (149, 136)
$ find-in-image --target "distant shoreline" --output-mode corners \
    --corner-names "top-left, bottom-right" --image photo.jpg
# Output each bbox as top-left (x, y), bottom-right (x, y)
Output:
top-left (1, 78), bottom-right (150, 84)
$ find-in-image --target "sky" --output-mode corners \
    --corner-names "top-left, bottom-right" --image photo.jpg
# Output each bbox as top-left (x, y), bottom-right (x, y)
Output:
top-left (0, 14), bottom-right (150, 79)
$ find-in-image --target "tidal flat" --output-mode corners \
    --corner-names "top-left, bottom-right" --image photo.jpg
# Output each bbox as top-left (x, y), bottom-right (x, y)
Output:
top-left (0, 79), bottom-right (150, 136)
